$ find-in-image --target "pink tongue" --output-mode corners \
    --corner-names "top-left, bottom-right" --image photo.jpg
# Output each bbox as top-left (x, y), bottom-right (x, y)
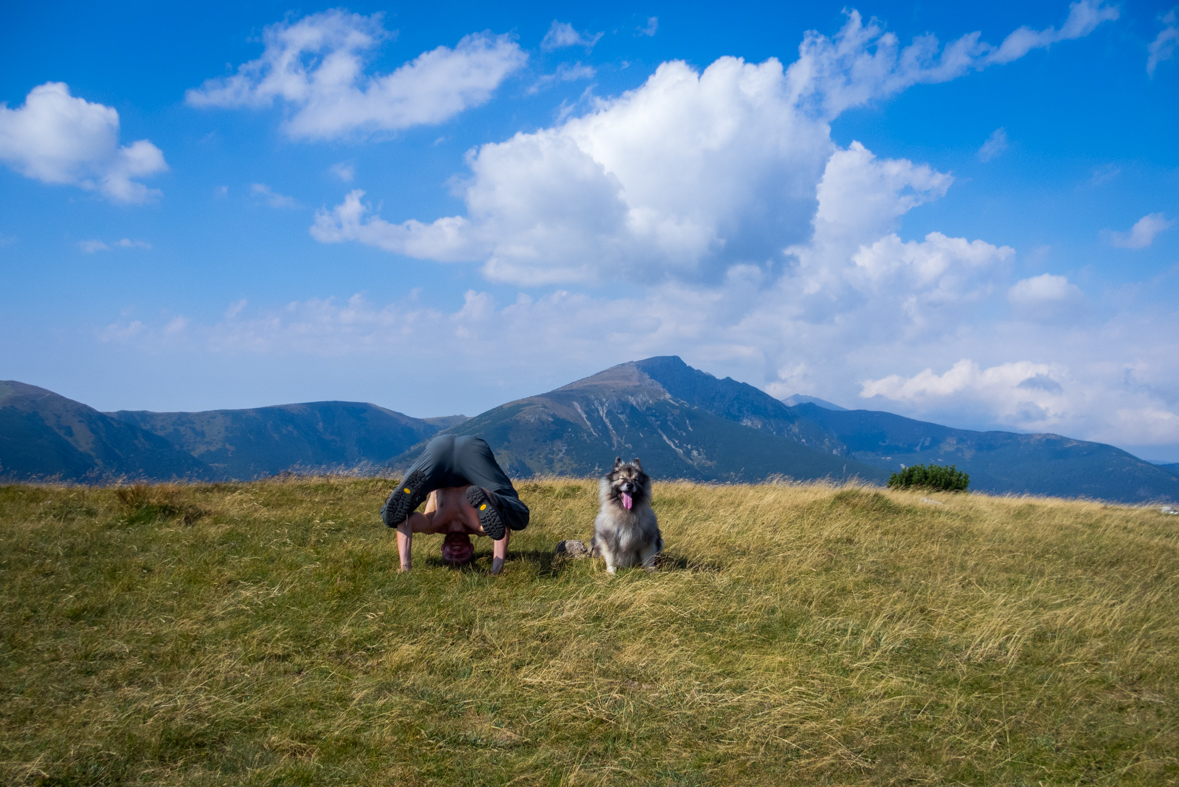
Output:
top-left (621, 492), bottom-right (633, 510)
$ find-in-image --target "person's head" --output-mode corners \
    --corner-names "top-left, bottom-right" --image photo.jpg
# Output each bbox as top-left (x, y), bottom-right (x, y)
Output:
top-left (441, 532), bottom-right (474, 565)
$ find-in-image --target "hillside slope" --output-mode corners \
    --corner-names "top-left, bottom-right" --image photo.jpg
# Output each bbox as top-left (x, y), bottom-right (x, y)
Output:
top-left (793, 403), bottom-right (1179, 503)
top-left (0, 381), bottom-right (213, 482)
top-left (400, 361), bottom-right (888, 483)
top-left (113, 401), bottom-right (446, 479)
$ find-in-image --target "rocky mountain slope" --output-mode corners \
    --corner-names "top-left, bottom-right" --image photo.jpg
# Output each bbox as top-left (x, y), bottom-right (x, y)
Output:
top-left (396, 360), bottom-right (889, 483)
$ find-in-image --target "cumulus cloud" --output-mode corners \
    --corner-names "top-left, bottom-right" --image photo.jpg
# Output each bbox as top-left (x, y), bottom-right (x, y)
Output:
top-left (540, 21), bottom-right (603, 51)
top-left (186, 10), bottom-right (527, 140)
top-left (1106, 212), bottom-right (1174, 249)
top-left (251, 183), bottom-right (300, 209)
top-left (0, 82), bottom-right (167, 203)
top-left (1007, 273), bottom-right (1085, 323)
top-left (316, 55), bottom-right (835, 285)
top-left (978, 127), bottom-right (1008, 161)
top-left (79, 238), bottom-right (151, 253)
top-left (314, 4), bottom-right (1114, 287)
top-left (859, 354), bottom-right (1179, 447)
top-left (1147, 8), bottom-right (1177, 76)
top-left (639, 18), bottom-right (659, 37)
top-left (1008, 273), bottom-right (1083, 307)
top-left (861, 359), bottom-right (1074, 427)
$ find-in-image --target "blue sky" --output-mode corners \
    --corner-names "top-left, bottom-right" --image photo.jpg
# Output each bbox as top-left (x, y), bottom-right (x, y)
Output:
top-left (2, 1), bottom-right (1177, 460)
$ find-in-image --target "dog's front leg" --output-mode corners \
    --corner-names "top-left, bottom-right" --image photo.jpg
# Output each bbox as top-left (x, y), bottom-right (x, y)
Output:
top-left (639, 543), bottom-right (660, 573)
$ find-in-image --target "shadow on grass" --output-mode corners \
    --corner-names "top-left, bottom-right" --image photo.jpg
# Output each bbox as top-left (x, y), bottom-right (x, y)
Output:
top-left (420, 549), bottom-right (722, 576)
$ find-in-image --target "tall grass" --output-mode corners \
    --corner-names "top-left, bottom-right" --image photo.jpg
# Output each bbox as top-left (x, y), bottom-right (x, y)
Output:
top-left (1, 478), bottom-right (1176, 785)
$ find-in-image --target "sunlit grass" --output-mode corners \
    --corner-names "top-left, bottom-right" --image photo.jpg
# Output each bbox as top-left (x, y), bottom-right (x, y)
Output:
top-left (1, 478), bottom-right (1176, 785)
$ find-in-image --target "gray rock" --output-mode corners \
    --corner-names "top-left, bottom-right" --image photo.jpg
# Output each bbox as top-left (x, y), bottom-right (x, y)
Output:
top-left (556, 539), bottom-right (589, 558)
top-left (1161, 506), bottom-right (1178, 515)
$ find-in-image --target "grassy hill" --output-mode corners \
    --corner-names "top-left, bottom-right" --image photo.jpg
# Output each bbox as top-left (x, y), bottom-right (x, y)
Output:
top-left (2, 478), bottom-right (1177, 785)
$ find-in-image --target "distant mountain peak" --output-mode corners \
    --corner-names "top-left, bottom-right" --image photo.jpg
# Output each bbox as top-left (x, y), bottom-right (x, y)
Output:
top-left (781, 394), bottom-right (848, 411)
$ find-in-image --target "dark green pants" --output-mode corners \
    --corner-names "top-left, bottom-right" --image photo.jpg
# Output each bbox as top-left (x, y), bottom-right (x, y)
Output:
top-left (381, 435), bottom-right (529, 531)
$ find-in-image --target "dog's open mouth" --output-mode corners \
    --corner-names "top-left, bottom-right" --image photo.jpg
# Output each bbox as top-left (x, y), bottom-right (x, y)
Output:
top-left (620, 491), bottom-right (633, 510)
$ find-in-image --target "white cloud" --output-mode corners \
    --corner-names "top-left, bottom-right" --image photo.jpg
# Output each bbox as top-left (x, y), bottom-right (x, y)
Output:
top-left (329, 161), bottom-right (355, 182)
top-left (186, 10), bottom-right (527, 140)
top-left (251, 183), bottom-right (300, 209)
top-left (1008, 273), bottom-right (1083, 307)
top-left (540, 21), bottom-right (603, 52)
top-left (859, 355), bottom-right (1179, 446)
top-left (315, 55), bottom-right (836, 285)
top-left (311, 190), bottom-right (480, 261)
top-left (1007, 273), bottom-right (1085, 323)
top-left (1147, 8), bottom-right (1177, 76)
top-left (529, 62), bottom-right (597, 93)
top-left (789, 1), bottom-right (1117, 119)
top-left (861, 359), bottom-right (1075, 428)
top-left (1106, 212), bottom-right (1174, 249)
top-left (0, 82), bottom-right (167, 203)
top-left (978, 127), bottom-right (1007, 161)
top-left (78, 238), bottom-right (152, 253)
top-left (314, 4), bottom-right (1113, 287)
top-left (639, 18), bottom-right (659, 37)
top-left (987, 0), bottom-right (1119, 64)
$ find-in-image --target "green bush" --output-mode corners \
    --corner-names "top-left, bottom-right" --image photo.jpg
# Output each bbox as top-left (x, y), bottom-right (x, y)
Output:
top-left (888, 463), bottom-right (970, 492)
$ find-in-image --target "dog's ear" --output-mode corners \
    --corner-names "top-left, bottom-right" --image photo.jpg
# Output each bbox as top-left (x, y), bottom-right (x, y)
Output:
top-left (633, 457), bottom-right (643, 471)
top-left (613, 457), bottom-right (622, 468)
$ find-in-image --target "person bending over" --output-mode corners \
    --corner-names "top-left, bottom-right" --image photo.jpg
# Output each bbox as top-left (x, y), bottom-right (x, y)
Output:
top-left (381, 435), bottom-right (529, 574)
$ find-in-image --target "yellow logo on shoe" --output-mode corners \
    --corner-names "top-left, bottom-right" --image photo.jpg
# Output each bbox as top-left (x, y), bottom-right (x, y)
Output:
top-left (480, 504), bottom-right (487, 510)
top-left (404, 488), bottom-right (411, 494)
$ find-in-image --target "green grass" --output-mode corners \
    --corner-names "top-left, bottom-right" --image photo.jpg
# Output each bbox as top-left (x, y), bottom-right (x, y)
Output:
top-left (1, 478), bottom-right (1177, 785)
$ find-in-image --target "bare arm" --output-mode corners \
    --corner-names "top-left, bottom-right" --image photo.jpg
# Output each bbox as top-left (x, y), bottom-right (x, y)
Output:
top-left (491, 529), bottom-right (509, 575)
top-left (396, 520), bottom-right (413, 571)
top-left (397, 508), bottom-right (435, 572)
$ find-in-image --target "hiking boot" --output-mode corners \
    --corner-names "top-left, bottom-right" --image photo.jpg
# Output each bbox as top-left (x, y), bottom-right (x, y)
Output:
top-left (465, 486), bottom-right (506, 540)
top-left (382, 470), bottom-right (428, 527)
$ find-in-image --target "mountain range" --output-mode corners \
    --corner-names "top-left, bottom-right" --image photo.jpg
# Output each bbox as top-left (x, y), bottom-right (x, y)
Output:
top-left (3, 357), bottom-right (1177, 503)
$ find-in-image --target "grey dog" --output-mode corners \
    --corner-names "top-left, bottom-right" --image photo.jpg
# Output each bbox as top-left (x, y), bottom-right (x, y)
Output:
top-left (590, 457), bottom-right (663, 573)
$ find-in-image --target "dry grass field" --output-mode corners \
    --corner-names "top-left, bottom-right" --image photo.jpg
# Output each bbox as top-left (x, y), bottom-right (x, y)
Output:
top-left (1, 477), bottom-right (1177, 785)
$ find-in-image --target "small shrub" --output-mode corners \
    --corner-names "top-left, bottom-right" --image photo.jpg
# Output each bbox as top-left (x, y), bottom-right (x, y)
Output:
top-left (888, 463), bottom-right (969, 492)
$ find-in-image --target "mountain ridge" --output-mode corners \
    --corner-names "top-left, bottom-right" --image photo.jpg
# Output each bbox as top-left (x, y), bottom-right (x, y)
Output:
top-left (0, 381), bottom-right (214, 482)
top-left (408, 360), bottom-right (887, 483)
top-left (790, 403), bottom-right (1179, 503)
top-left (110, 401), bottom-right (460, 480)
top-left (3, 361), bottom-right (1176, 503)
